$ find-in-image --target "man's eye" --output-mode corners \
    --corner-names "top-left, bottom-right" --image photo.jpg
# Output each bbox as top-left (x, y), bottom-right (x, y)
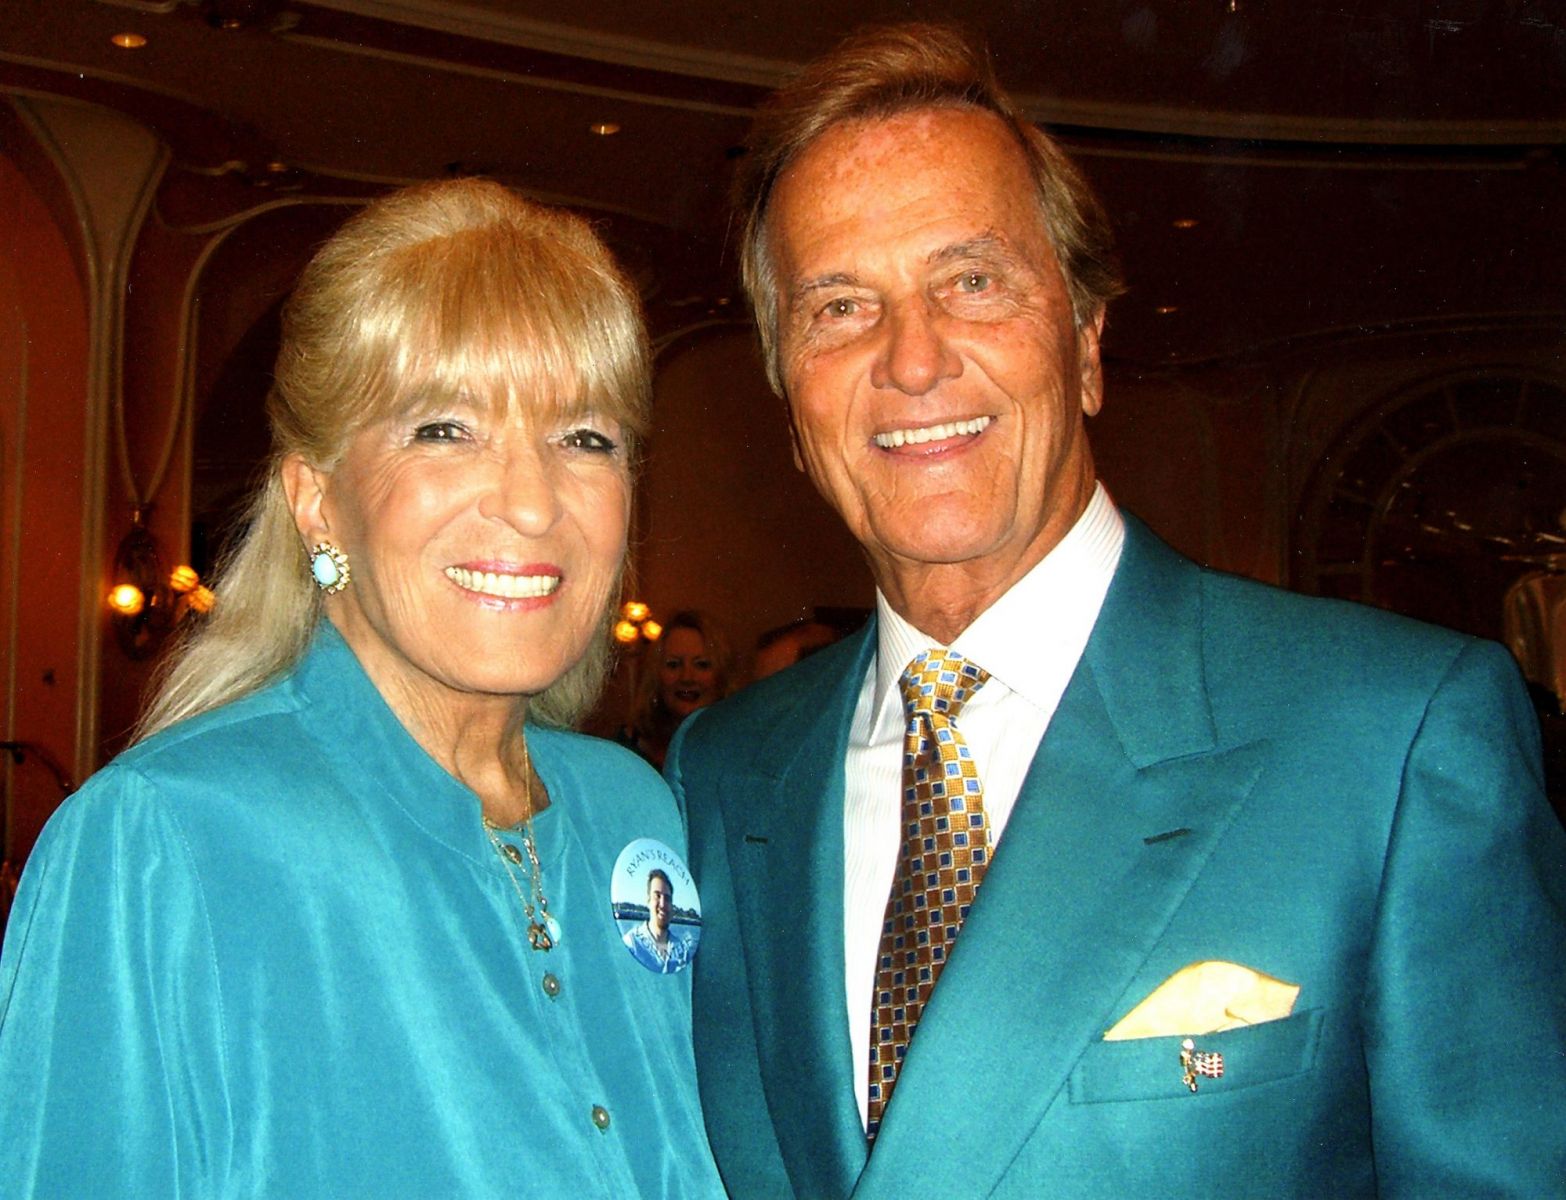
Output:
top-left (957, 271), bottom-right (991, 293)
top-left (822, 297), bottom-right (858, 318)
top-left (560, 427), bottom-right (618, 453)
top-left (413, 420), bottom-right (470, 442)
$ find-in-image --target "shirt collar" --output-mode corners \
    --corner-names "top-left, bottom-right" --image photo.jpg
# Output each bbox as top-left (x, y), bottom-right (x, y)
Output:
top-left (869, 483), bottom-right (1124, 729)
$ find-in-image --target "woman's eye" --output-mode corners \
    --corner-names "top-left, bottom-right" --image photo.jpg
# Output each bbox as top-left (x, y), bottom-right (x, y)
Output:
top-left (413, 420), bottom-right (470, 442)
top-left (957, 271), bottom-right (991, 293)
top-left (693, 658), bottom-right (713, 671)
top-left (560, 427), bottom-right (618, 453)
top-left (822, 297), bottom-right (858, 318)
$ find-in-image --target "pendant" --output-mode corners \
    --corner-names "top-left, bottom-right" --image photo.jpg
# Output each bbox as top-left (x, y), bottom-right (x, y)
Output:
top-left (528, 920), bottom-right (555, 951)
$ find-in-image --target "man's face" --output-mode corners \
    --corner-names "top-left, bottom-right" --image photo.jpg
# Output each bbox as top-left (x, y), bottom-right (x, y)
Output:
top-left (647, 875), bottom-right (672, 937)
top-left (767, 107), bottom-right (1103, 604)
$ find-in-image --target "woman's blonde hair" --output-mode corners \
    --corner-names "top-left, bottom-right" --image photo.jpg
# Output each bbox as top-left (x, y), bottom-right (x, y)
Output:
top-left (138, 178), bottom-right (650, 739)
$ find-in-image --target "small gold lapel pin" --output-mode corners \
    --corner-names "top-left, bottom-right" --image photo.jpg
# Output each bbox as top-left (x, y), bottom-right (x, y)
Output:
top-left (1180, 1038), bottom-right (1224, 1093)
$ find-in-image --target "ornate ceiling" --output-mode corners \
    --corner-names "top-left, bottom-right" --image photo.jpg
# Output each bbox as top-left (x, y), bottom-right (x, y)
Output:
top-left (3, 0), bottom-right (1563, 364)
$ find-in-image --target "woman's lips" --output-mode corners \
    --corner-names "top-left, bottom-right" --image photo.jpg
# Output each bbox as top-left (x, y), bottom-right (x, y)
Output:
top-left (444, 565), bottom-right (561, 600)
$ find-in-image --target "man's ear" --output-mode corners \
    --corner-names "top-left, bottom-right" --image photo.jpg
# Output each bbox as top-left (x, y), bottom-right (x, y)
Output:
top-left (1077, 310), bottom-right (1106, 418)
top-left (280, 453), bottom-right (331, 544)
top-left (785, 397), bottom-right (806, 474)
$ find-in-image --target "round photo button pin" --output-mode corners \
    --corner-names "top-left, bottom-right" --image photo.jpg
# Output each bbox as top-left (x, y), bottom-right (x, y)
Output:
top-left (611, 838), bottom-right (702, 975)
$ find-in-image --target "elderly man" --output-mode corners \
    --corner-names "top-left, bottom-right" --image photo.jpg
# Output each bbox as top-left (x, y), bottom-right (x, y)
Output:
top-left (666, 23), bottom-right (1566, 1200)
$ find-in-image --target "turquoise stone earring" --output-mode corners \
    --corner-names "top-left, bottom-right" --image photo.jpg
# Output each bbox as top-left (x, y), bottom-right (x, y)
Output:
top-left (309, 542), bottom-right (351, 594)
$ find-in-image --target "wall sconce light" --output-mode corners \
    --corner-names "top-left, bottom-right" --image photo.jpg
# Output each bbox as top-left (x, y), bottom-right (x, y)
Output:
top-left (107, 510), bottom-right (212, 659)
top-left (614, 600), bottom-right (660, 645)
top-left (107, 583), bottom-right (146, 617)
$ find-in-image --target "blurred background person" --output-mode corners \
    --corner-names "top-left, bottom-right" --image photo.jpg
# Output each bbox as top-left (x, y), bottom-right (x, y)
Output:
top-left (621, 609), bottom-right (732, 768)
top-left (752, 616), bottom-right (845, 681)
top-left (0, 179), bottom-right (723, 1197)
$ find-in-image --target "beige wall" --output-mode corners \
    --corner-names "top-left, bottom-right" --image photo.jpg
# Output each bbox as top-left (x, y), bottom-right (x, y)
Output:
top-left (0, 150), bottom-right (91, 862)
top-left (633, 327), bottom-right (874, 677)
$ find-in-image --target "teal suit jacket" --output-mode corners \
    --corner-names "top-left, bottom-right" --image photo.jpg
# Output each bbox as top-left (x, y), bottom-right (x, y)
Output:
top-left (668, 517), bottom-right (1566, 1198)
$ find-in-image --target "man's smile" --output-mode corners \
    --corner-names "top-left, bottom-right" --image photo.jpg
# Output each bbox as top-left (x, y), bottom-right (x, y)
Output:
top-left (872, 415), bottom-right (991, 449)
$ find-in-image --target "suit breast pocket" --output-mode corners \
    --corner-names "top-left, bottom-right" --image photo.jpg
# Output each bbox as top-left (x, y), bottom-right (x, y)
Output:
top-left (1068, 1008), bottom-right (1323, 1104)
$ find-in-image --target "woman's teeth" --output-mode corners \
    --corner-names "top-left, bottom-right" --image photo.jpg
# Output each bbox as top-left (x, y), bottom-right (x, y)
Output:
top-left (444, 568), bottom-right (560, 599)
top-left (873, 416), bottom-right (991, 449)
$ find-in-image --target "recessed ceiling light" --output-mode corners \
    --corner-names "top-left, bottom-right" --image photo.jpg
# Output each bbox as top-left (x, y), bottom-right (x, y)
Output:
top-left (1171, 218), bottom-right (1199, 230)
top-left (266, 160), bottom-right (289, 174)
top-left (589, 123), bottom-right (621, 137)
top-left (1155, 305), bottom-right (1180, 316)
top-left (111, 32), bottom-right (148, 49)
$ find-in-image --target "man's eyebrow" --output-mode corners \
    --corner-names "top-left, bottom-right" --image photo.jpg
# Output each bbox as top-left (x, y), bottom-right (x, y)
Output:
top-left (787, 272), bottom-right (860, 310)
top-left (928, 233), bottom-right (1014, 268)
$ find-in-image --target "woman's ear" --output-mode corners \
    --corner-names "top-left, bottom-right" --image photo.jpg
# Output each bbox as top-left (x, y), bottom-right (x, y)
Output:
top-left (280, 453), bottom-right (331, 544)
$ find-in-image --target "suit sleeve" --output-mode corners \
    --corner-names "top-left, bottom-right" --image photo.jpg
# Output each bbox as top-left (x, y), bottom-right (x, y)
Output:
top-left (666, 715), bottom-right (798, 1200)
top-left (0, 767), bottom-right (230, 1196)
top-left (1365, 640), bottom-right (1566, 1195)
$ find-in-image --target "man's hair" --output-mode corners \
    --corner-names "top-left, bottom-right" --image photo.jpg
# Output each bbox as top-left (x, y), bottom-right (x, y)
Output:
top-left (735, 22), bottom-right (1123, 394)
top-left (647, 868), bottom-right (673, 896)
top-left (137, 178), bottom-right (649, 739)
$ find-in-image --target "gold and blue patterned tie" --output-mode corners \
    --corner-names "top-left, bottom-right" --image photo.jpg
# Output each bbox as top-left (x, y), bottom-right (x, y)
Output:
top-left (867, 648), bottom-right (991, 1142)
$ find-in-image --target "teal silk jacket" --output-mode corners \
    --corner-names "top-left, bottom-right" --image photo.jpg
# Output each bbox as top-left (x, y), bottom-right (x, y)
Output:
top-left (0, 624), bottom-right (725, 1198)
top-left (669, 516), bottom-right (1566, 1199)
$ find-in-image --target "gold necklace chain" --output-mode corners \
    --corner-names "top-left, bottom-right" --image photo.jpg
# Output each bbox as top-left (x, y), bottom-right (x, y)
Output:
top-left (481, 737), bottom-right (555, 951)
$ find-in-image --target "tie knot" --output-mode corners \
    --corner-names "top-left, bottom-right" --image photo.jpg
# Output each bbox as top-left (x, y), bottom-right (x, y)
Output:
top-left (899, 648), bottom-right (989, 722)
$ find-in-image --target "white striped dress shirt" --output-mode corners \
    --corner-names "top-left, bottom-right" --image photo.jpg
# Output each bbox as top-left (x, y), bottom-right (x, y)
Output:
top-left (842, 484), bottom-right (1125, 1128)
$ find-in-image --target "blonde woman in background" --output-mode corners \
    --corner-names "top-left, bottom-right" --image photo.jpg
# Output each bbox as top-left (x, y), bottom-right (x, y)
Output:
top-left (620, 610), bottom-right (732, 768)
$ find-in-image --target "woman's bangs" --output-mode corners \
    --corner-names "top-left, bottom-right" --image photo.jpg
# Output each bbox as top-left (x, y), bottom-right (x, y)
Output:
top-left (369, 232), bottom-right (646, 437)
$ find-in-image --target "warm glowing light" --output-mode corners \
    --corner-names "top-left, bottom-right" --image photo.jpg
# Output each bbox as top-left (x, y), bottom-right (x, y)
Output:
top-left (111, 32), bottom-right (148, 49)
top-left (589, 122), bottom-right (622, 137)
top-left (187, 586), bottom-right (217, 615)
top-left (640, 620), bottom-right (663, 642)
top-left (622, 600), bottom-right (650, 622)
top-left (1171, 218), bottom-right (1199, 230)
top-left (108, 583), bottom-right (145, 616)
top-left (169, 565), bottom-right (200, 593)
top-left (1155, 305), bottom-right (1180, 315)
top-left (613, 620), bottom-right (640, 644)
top-left (266, 160), bottom-right (289, 174)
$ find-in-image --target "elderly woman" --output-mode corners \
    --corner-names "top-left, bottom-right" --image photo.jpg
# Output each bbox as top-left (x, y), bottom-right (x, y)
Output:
top-left (0, 180), bottom-right (725, 1196)
top-left (621, 610), bottom-right (732, 768)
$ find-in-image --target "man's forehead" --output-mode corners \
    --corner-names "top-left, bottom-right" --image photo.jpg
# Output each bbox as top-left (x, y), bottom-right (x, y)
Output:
top-left (772, 110), bottom-right (1040, 248)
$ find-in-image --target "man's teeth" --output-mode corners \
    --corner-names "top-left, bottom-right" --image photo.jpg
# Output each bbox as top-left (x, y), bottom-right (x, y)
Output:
top-left (444, 567), bottom-right (560, 599)
top-left (873, 416), bottom-right (991, 449)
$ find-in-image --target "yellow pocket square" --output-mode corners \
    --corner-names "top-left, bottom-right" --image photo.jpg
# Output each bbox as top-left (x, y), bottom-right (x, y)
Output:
top-left (1103, 960), bottom-right (1300, 1041)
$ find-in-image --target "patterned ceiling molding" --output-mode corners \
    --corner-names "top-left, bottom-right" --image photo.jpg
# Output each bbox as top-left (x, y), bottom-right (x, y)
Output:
top-left (311, 0), bottom-right (1566, 147)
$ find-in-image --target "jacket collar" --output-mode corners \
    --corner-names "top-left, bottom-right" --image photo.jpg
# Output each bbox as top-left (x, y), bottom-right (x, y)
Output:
top-left (856, 517), bottom-right (1266, 1197)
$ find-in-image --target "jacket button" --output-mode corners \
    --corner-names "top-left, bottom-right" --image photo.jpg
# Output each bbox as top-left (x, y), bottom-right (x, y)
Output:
top-left (542, 972), bottom-right (561, 998)
top-left (591, 1104), bottom-right (610, 1131)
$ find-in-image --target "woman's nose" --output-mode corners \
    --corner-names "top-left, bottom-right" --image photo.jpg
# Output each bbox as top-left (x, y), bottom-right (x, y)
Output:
top-left (477, 445), bottom-right (562, 534)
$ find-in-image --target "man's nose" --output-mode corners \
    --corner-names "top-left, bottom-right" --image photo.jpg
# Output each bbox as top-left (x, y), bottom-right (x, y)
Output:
top-left (477, 444), bottom-right (562, 534)
top-left (870, 297), bottom-right (962, 395)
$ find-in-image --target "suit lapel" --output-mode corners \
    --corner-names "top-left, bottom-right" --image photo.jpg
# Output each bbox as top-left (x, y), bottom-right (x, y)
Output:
top-left (856, 519), bottom-right (1269, 1198)
top-left (729, 630), bottom-right (876, 1199)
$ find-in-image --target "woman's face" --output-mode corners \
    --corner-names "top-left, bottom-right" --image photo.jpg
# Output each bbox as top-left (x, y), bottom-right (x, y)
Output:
top-left (290, 395), bottom-right (630, 722)
top-left (657, 625), bottom-right (720, 719)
